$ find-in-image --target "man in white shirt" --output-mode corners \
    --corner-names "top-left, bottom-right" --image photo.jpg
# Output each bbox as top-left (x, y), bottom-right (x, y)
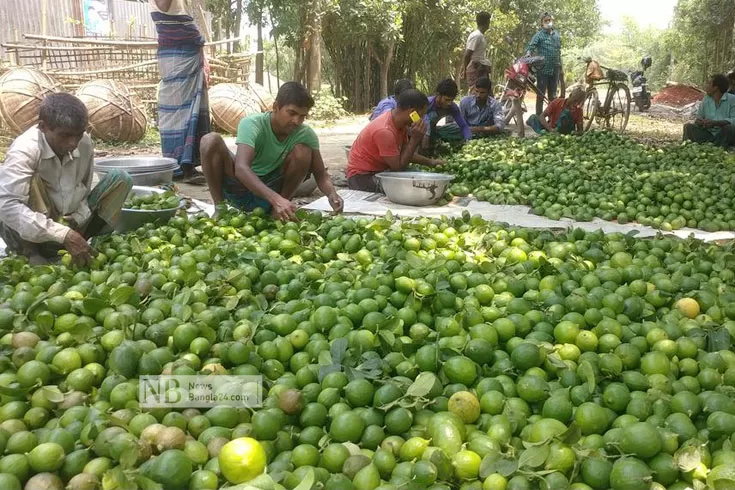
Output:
top-left (460, 11), bottom-right (492, 92)
top-left (0, 93), bottom-right (132, 266)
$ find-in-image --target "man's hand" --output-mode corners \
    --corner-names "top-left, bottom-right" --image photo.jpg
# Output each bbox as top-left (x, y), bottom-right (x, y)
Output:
top-left (428, 159), bottom-right (445, 167)
top-left (63, 230), bottom-right (95, 267)
top-left (270, 195), bottom-right (297, 221)
top-left (328, 193), bottom-right (344, 214)
top-left (411, 119), bottom-right (427, 141)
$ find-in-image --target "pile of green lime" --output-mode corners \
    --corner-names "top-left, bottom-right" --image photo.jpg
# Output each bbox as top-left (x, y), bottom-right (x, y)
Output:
top-left (439, 131), bottom-right (735, 232)
top-left (124, 191), bottom-right (181, 211)
top-left (0, 205), bottom-right (734, 490)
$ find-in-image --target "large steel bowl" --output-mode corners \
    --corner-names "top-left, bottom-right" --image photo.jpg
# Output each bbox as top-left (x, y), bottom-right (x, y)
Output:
top-left (116, 186), bottom-right (186, 233)
top-left (95, 156), bottom-right (179, 187)
top-left (375, 172), bottom-right (454, 206)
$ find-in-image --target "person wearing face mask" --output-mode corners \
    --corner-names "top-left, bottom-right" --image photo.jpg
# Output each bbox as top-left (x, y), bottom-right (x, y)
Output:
top-left (526, 12), bottom-right (562, 116)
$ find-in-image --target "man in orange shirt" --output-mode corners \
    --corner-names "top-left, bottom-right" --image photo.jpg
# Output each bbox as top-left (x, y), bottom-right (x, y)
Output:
top-left (526, 86), bottom-right (585, 135)
top-left (346, 90), bottom-right (444, 193)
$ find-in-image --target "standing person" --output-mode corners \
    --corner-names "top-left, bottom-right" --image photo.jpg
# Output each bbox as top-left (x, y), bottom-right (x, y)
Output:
top-left (199, 82), bottom-right (343, 221)
top-left (727, 70), bottom-right (735, 95)
top-left (370, 79), bottom-right (415, 121)
top-left (526, 86), bottom-right (585, 135)
top-left (150, 0), bottom-right (210, 185)
top-left (526, 12), bottom-right (562, 116)
top-left (683, 74), bottom-right (735, 148)
top-left (423, 78), bottom-right (472, 148)
top-left (347, 89), bottom-right (444, 193)
top-left (0, 94), bottom-right (132, 266)
top-left (456, 77), bottom-right (505, 137)
top-left (460, 11), bottom-right (493, 92)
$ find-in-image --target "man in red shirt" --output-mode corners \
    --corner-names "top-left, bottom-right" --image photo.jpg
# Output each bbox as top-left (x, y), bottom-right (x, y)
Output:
top-left (347, 89), bottom-right (444, 192)
top-left (526, 86), bottom-right (585, 135)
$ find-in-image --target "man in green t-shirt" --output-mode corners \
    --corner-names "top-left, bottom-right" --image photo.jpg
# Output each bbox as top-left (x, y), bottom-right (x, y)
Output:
top-left (200, 82), bottom-right (343, 220)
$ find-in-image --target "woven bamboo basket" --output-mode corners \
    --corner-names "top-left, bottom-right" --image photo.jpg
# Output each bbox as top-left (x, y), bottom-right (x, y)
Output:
top-left (209, 83), bottom-right (262, 135)
top-left (76, 80), bottom-right (147, 142)
top-left (0, 68), bottom-right (62, 135)
top-left (249, 82), bottom-right (275, 112)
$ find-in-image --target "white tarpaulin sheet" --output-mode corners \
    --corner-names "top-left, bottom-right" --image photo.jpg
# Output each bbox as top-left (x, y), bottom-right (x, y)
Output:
top-left (303, 190), bottom-right (735, 243)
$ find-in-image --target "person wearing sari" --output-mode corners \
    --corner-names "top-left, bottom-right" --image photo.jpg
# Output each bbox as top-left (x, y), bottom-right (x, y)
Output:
top-left (150, 0), bottom-right (210, 184)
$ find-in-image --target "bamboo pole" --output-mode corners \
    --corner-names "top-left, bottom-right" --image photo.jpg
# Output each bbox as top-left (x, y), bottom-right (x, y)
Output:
top-left (41, 0), bottom-right (48, 70)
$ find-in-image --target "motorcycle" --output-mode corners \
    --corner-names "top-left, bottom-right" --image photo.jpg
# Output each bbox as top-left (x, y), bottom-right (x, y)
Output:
top-left (497, 55), bottom-right (546, 137)
top-left (630, 56), bottom-right (652, 111)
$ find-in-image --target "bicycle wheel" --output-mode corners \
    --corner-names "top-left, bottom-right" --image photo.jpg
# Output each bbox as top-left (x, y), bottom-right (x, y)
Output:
top-left (605, 83), bottom-right (631, 133)
top-left (583, 88), bottom-right (599, 132)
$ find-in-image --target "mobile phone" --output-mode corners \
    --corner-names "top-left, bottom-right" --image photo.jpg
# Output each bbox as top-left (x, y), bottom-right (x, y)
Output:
top-left (410, 111), bottom-right (421, 123)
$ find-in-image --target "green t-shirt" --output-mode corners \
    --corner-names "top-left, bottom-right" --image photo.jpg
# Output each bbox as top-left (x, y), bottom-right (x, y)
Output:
top-left (236, 112), bottom-right (320, 176)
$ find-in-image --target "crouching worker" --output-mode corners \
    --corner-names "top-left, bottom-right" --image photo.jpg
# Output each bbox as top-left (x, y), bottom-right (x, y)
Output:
top-left (458, 77), bottom-right (506, 138)
top-left (0, 93), bottom-right (133, 266)
top-left (200, 82), bottom-right (343, 221)
top-left (347, 89), bottom-right (444, 193)
top-left (683, 74), bottom-right (735, 149)
top-left (527, 86), bottom-right (585, 135)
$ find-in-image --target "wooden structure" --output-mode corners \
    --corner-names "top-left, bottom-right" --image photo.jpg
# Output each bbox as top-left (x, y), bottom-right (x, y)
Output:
top-left (0, 67), bottom-right (62, 134)
top-left (76, 79), bottom-right (147, 142)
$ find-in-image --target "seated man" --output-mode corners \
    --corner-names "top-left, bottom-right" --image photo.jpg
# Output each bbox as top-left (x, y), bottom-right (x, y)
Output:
top-left (200, 82), bottom-right (343, 221)
top-left (0, 93), bottom-right (132, 266)
top-left (423, 78), bottom-right (472, 147)
top-left (347, 89), bottom-right (444, 193)
top-left (526, 86), bottom-right (585, 135)
top-left (370, 79), bottom-right (414, 121)
top-left (457, 76), bottom-right (505, 137)
top-left (684, 74), bottom-right (735, 148)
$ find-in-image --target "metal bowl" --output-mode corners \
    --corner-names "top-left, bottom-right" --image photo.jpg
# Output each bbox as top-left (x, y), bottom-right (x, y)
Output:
top-left (95, 156), bottom-right (178, 172)
top-left (95, 156), bottom-right (178, 186)
top-left (375, 172), bottom-right (454, 206)
top-left (116, 186), bottom-right (186, 233)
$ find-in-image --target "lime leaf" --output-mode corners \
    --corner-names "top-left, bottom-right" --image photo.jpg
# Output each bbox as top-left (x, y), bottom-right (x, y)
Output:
top-left (292, 468), bottom-right (315, 490)
top-left (109, 285), bottom-right (136, 306)
top-left (134, 475), bottom-right (163, 490)
top-left (675, 444), bottom-right (704, 472)
top-left (330, 337), bottom-right (348, 365)
top-left (479, 457), bottom-right (518, 478)
top-left (519, 444), bottom-right (549, 469)
top-left (578, 360), bottom-right (596, 393)
top-left (40, 385), bottom-right (65, 403)
top-left (81, 298), bottom-right (108, 316)
top-left (407, 372), bottom-right (437, 398)
top-left (119, 446), bottom-right (139, 469)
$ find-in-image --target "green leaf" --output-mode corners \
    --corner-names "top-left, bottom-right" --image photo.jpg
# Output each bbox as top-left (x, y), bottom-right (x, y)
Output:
top-left (518, 444), bottom-right (549, 469)
top-left (102, 466), bottom-right (135, 490)
top-left (40, 385), bottom-right (65, 403)
top-left (0, 384), bottom-right (33, 398)
top-left (378, 330), bottom-right (396, 351)
top-left (479, 456), bottom-right (518, 478)
top-left (577, 360), bottom-right (596, 393)
top-left (292, 468), bottom-right (315, 490)
top-left (109, 286), bottom-right (136, 306)
top-left (135, 476), bottom-right (164, 490)
top-left (406, 372), bottom-right (437, 398)
top-left (120, 446), bottom-right (140, 469)
top-left (81, 298), bottom-right (108, 316)
top-left (330, 337), bottom-right (348, 365)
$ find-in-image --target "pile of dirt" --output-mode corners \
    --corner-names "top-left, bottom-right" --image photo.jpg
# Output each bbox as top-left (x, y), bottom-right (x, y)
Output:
top-left (653, 83), bottom-right (705, 107)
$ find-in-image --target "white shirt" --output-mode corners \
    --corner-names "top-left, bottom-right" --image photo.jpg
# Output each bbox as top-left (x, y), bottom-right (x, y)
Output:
top-left (0, 126), bottom-right (95, 244)
top-left (149, 0), bottom-right (191, 16)
top-left (466, 29), bottom-right (491, 66)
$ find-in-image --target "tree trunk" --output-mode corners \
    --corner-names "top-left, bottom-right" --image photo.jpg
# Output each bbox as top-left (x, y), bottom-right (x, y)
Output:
top-left (234, 0), bottom-right (243, 51)
top-left (256, 19), bottom-right (264, 84)
top-left (377, 39), bottom-right (395, 100)
top-left (270, 9), bottom-right (281, 89)
top-left (304, 0), bottom-right (323, 93)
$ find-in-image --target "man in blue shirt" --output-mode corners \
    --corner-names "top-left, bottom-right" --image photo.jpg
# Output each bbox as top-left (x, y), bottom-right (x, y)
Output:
top-left (458, 77), bottom-right (505, 137)
top-left (370, 79), bottom-right (414, 121)
top-left (683, 74), bottom-right (735, 148)
top-left (526, 12), bottom-right (562, 116)
top-left (422, 79), bottom-right (472, 151)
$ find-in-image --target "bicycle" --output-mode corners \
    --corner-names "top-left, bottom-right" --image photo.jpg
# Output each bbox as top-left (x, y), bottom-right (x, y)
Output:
top-left (580, 57), bottom-right (632, 134)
